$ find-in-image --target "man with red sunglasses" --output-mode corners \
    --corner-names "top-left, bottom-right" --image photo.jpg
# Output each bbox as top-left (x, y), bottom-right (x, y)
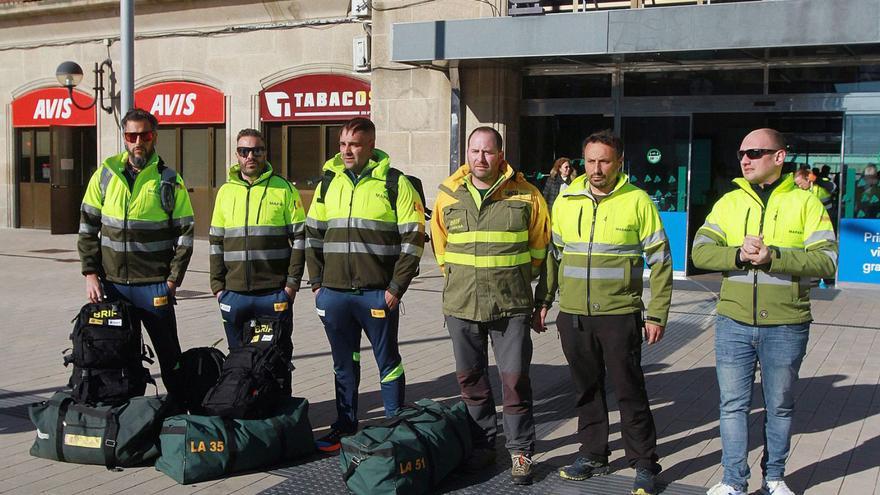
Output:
top-left (78, 108), bottom-right (194, 398)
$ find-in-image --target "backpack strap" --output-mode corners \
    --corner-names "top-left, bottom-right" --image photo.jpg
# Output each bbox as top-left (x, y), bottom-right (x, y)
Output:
top-left (157, 160), bottom-right (178, 218)
top-left (316, 170), bottom-right (336, 204)
top-left (385, 168), bottom-right (402, 216)
top-left (54, 397), bottom-right (74, 463)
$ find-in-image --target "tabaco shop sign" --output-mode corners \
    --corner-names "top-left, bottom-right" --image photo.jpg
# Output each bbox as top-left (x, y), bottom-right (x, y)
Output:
top-left (260, 74), bottom-right (370, 122)
top-left (134, 81), bottom-right (225, 124)
top-left (12, 87), bottom-right (96, 127)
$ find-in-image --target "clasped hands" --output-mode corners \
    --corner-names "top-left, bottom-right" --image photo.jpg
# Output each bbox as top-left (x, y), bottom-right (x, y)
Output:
top-left (740, 234), bottom-right (772, 266)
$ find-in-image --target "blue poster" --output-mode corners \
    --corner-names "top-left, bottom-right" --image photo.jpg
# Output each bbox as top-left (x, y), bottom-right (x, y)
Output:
top-left (837, 218), bottom-right (880, 284)
top-left (660, 211), bottom-right (687, 272)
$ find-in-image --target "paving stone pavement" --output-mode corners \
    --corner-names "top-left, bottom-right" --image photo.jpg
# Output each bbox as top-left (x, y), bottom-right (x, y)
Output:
top-left (0, 228), bottom-right (878, 494)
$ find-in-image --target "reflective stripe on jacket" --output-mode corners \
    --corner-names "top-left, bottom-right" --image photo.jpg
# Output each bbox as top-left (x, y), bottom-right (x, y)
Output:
top-left (545, 173), bottom-right (672, 326)
top-left (691, 173), bottom-right (837, 325)
top-left (78, 152), bottom-right (194, 284)
top-left (431, 163), bottom-right (550, 322)
top-left (209, 163), bottom-right (306, 294)
top-left (305, 149), bottom-right (425, 297)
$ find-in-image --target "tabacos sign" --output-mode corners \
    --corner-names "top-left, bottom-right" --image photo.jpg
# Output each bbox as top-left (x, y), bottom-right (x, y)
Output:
top-left (134, 81), bottom-right (225, 124)
top-left (12, 88), bottom-right (96, 127)
top-left (260, 74), bottom-right (370, 122)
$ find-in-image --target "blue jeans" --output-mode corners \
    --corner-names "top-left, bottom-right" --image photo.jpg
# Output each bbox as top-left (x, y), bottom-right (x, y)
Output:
top-left (715, 315), bottom-right (809, 490)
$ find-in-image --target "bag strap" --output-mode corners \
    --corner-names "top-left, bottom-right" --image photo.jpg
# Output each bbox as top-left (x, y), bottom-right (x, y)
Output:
top-left (411, 402), bottom-right (468, 459)
top-left (398, 417), bottom-right (437, 486)
top-left (54, 397), bottom-right (74, 463)
top-left (385, 167), bottom-right (402, 217)
top-left (269, 416), bottom-right (287, 458)
top-left (157, 161), bottom-right (178, 219)
top-left (316, 170), bottom-right (336, 204)
top-left (102, 409), bottom-right (121, 471)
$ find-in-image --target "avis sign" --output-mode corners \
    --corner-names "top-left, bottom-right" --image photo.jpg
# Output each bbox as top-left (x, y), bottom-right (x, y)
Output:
top-left (12, 88), bottom-right (95, 127)
top-left (134, 81), bottom-right (225, 124)
top-left (260, 74), bottom-right (370, 122)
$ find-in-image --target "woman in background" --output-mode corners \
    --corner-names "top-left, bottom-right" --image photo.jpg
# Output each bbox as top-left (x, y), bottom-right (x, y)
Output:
top-left (534, 157), bottom-right (576, 313)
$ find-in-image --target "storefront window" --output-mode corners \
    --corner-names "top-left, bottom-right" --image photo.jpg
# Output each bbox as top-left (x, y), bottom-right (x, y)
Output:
top-left (214, 127), bottom-right (227, 187)
top-left (181, 128), bottom-right (210, 188)
top-left (842, 115), bottom-right (880, 219)
top-left (624, 69), bottom-right (763, 97)
top-left (156, 128), bottom-right (179, 170)
top-left (17, 130), bottom-right (32, 183)
top-left (770, 65), bottom-right (880, 94)
top-left (263, 123), bottom-right (343, 191)
top-left (622, 116), bottom-right (690, 212)
top-left (523, 74), bottom-right (612, 99)
top-left (34, 130), bottom-right (51, 183)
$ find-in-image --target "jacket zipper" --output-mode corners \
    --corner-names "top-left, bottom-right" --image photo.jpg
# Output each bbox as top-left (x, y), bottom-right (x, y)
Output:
top-left (586, 199), bottom-right (599, 316)
top-left (244, 183), bottom-right (252, 291)
top-left (347, 175), bottom-right (356, 289)
top-left (750, 196), bottom-right (767, 326)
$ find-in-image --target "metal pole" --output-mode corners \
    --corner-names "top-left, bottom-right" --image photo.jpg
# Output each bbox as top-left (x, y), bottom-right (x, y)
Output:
top-left (120, 0), bottom-right (134, 113)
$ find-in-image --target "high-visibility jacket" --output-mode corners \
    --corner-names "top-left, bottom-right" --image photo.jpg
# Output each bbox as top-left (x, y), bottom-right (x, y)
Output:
top-left (691, 173), bottom-right (837, 326)
top-left (305, 149), bottom-right (425, 297)
top-left (545, 173), bottom-right (672, 326)
top-left (78, 152), bottom-right (194, 284)
top-left (209, 163), bottom-right (306, 294)
top-left (810, 183), bottom-right (833, 212)
top-left (431, 163), bottom-right (550, 322)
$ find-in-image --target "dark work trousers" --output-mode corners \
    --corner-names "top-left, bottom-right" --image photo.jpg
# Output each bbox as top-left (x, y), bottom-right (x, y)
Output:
top-left (556, 311), bottom-right (659, 471)
top-left (446, 315), bottom-right (535, 455)
top-left (218, 288), bottom-right (294, 395)
top-left (104, 281), bottom-right (182, 397)
top-left (316, 288), bottom-right (405, 432)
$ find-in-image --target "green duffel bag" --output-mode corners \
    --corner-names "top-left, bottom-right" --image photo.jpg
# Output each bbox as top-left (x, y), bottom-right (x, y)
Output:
top-left (155, 396), bottom-right (315, 484)
top-left (29, 391), bottom-right (172, 469)
top-left (339, 399), bottom-right (473, 495)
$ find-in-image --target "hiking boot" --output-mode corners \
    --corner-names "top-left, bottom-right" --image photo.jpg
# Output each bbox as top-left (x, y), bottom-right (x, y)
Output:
top-left (632, 467), bottom-right (658, 495)
top-left (315, 427), bottom-right (354, 453)
top-left (760, 480), bottom-right (795, 495)
top-left (510, 453), bottom-right (533, 485)
top-left (461, 447), bottom-right (497, 473)
top-left (706, 482), bottom-right (747, 495)
top-left (558, 456), bottom-right (610, 481)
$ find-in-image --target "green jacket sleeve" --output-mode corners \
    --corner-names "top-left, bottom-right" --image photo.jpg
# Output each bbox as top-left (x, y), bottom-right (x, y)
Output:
top-left (769, 194), bottom-right (838, 278)
top-left (691, 200), bottom-right (741, 272)
top-left (388, 175), bottom-right (426, 298)
top-left (286, 185), bottom-right (307, 291)
top-left (208, 188), bottom-right (227, 294)
top-left (167, 175), bottom-right (195, 286)
top-left (78, 166), bottom-right (105, 276)
top-left (640, 198), bottom-right (673, 327)
top-left (305, 185), bottom-right (328, 290)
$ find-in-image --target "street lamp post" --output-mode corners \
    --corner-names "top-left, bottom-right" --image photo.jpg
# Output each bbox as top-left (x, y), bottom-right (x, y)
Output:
top-left (55, 60), bottom-right (115, 114)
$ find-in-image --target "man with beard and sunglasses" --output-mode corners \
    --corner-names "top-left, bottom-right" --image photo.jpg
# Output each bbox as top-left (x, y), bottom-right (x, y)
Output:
top-left (78, 108), bottom-right (194, 398)
top-left (693, 129), bottom-right (837, 495)
top-left (209, 129), bottom-right (305, 395)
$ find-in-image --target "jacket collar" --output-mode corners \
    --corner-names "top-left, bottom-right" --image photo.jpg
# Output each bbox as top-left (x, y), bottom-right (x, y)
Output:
top-left (228, 162), bottom-right (276, 186)
top-left (563, 172), bottom-right (629, 201)
top-left (733, 172), bottom-right (796, 205)
top-left (322, 148), bottom-right (391, 180)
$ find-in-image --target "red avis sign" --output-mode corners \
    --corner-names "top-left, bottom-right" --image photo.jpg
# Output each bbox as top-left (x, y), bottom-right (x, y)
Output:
top-left (12, 88), bottom-right (96, 127)
top-left (134, 81), bottom-right (224, 124)
top-left (260, 74), bottom-right (370, 122)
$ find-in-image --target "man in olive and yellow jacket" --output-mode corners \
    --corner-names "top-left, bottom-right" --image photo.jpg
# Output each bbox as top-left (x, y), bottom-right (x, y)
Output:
top-left (695, 129), bottom-right (837, 495)
top-left (209, 128), bottom-right (305, 395)
top-left (431, 126), bottom-right (550, 486)
top-left (306, 118), bottom-right (425, 452)
top-left (78, 108), bottom-right (194, 397)
top-left (533, 130), bottom-right (671, 495)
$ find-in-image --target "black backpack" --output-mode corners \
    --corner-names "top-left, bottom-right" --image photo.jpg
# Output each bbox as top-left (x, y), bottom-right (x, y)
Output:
top-left (172, 346), bottom-right (226, 414)
top-left (63, 301), bottom-right (155, 405)
top-left (200, 318), bottom-right (292, 419)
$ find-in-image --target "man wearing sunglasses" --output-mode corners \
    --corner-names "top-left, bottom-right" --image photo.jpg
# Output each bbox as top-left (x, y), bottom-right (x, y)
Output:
top-left (78, 108), bottom-right (195, 398)
top-left (209, 129), bottom-right (305, 396)
top-left (692, 129), bottom-right (837, 495)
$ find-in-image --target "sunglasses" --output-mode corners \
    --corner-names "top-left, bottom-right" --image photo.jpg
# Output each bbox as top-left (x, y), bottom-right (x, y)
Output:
top-left (237, 146), bottom-right (266, 158)
top-left (737, 148), bottom-right (781, 160)
top-left (123, 131), bottom-right (155, 143)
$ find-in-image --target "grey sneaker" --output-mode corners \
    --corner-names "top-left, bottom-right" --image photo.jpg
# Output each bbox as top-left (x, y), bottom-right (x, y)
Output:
top-left (510, 453), bottom-right (533, 485)
top-left (559, 456), bottom-right (611, 481)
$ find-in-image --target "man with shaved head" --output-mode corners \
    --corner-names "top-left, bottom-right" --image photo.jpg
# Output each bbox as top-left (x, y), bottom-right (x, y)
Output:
top-left (692, 128), bottom-right (837, 495)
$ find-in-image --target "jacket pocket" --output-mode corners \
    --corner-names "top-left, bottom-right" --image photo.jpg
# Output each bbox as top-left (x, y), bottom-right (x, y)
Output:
top-left (506, 203), bottom-right (529, 232)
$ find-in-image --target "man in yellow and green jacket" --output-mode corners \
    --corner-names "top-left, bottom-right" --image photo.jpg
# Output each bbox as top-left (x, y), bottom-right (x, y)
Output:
top-left (693, 129), bottom-right (837, 495)
top-left (431, 127), bottom-right (550, 486)
top-left (306, 118), bottom-right (425, 452)
top-left (78, 108), bottom-right (194, 397)
top-left (533, 130), bottom-right (670, 495)
top-left (209, 129), bottom-right (305, 395)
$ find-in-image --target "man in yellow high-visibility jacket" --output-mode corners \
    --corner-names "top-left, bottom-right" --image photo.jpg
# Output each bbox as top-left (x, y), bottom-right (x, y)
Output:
top-left (78, 108), bottom-right (194, 397)
top-left (209, 128), bottom-right (306, 395)
top-left (694, 129), bottom-right (837, 495)
top-left (431, 126), bottom-right (550, 486)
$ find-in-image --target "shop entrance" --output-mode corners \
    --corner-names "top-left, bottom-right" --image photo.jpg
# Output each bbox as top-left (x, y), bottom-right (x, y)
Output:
top-left (264, 123), bottom-right (344, 209)
top-left (16, 126), bottom-right (96, 233)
